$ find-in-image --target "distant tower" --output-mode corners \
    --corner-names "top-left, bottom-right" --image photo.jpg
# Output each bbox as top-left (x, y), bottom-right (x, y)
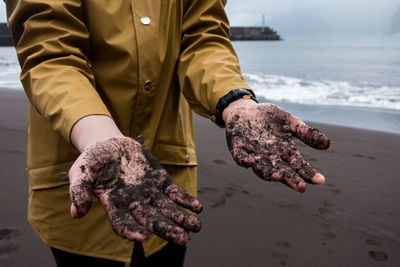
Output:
top-left (261, 14), bottom-right (266, 32)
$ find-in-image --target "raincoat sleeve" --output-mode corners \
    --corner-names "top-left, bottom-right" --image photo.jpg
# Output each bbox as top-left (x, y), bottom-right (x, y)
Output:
top-left (177, 0), bottom-right (253, 120)
top-left (6, 0), bottom-right (111, 144)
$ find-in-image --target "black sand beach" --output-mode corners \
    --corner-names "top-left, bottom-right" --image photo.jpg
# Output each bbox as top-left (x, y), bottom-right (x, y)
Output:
top-left (1, 88), bottom-right (399, 266)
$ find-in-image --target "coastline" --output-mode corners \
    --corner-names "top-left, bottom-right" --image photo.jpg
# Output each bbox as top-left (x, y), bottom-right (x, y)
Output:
top-left (0, 88), bottom-right (399, 266)
top-left (266, 99), bottom-right (400, 135)
top-left (3, 86), bottom-right (400, 135)
top-left (0, 23), bottom-right (281, 46)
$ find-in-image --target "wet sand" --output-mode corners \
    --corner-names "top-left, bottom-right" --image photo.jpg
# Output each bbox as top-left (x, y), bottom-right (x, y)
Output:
top-left (1, 88), bottom-right (399, 266)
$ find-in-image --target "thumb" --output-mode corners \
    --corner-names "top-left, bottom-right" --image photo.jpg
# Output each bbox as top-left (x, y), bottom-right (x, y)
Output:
top-left (69, 165), bottom-right (93, 218)
top-left (289, 115), bottom-right (331, 150)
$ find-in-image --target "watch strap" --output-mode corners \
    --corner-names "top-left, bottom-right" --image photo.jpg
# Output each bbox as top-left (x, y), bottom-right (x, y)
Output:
top-left (215, 89), bottom-right (258, 127)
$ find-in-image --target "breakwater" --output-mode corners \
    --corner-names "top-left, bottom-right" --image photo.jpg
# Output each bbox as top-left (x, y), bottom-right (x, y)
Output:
top-left (0, 23), bottom-right (281, 46)
top-left (0, 23), bottom-right (13, 46)
top-left (229, 27), bottom-right (281, 41)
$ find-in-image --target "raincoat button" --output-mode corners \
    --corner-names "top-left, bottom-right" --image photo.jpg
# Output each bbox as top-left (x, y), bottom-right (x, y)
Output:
top-left (144, 80), bottom-right (152, 91)
top-left (60, 172), bottom-right (69, 181)
top-left (136, 135), bottom-right (145, 144)
top-left (186, 154), bottom-right (190, 163)
top-left (141, 17), bottom-right (151, 25)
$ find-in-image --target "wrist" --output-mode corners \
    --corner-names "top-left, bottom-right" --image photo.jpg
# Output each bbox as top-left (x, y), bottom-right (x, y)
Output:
top-left (216, 89), bottom-right (258, 127)
top-left (70, 115), bottom-right (124, 153)
top-left (222, 98), bottom-right (258, 124)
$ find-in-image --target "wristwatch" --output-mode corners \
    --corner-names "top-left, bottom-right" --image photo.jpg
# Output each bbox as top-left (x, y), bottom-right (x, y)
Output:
top-left (215, 89), bottom-right (258, 127)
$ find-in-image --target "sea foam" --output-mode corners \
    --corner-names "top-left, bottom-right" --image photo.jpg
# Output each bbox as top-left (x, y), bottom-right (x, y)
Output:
top-left (0, 55), bottom-right (21, 89)
top-left (245, 73), bottom-right (400, 111)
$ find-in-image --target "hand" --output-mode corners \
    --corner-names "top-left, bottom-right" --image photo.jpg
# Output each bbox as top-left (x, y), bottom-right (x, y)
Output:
top-left (68, 136), bottom-right (203, 246)
top-left (224, 102), bottom-right (331, 192)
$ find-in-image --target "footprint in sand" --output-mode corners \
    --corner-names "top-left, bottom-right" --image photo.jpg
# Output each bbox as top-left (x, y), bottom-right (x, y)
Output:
top-left (318, 207), bottom-right (332, 217)
top-left (272, 241), bottom-right (291, 266)
top-left (213, 159), bottom-right (227, 165)
top-left (321, 232), bottom-right (336, 241)
top-left (368, 251), bottom-right (388, 262)
top-left (352, 154), bottom-right (376, 160)
top-left (320, 232), bottom-right (336, 246)
top-left (197, 186), bottom-right (218, 195)
top-left (241, 189), bottom-right (249, 195)
top-left (365, 239), bottom-right (388, 262)
top-left (211, 187), bottom-right (234, 208)
top-left (275, 241), bottom-right (290, 248)
top-left (330, 188), bottom-right (341, 194)
top-left (0, 228), bottom-right (21, 258)
top-left (325, 183), bottom-right (341, 195)
top-left (318, 200), bottom-right (335, 218)
top-left (209, 185), bottom-right (254, 209)
top-left (318, 202), bottom-right (337, 245)
top-left (271, 251), bottom-right (289, 266)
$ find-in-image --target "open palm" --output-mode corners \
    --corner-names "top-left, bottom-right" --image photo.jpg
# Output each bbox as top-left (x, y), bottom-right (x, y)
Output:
top-left (68, 137), bottom-right (203, 246)
top-left (225, 104), bottom-right (331, 192)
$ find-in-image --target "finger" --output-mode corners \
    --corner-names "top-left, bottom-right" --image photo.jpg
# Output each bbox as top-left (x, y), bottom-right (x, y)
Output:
top-left (95, 191), bottom-right (150, 241)
top-left (289, 115), bottom-right (331, 150)
top-left (69, 180), bottom-right (94, 218)
top-left (152, 194), bottom-right (201, 232)
top-left (130, 203), bottom-right (190, 246)
top-left (279, 172), bottom-right (308, 193)
top-left (230, 146), bottom-right (256, 168)
top-left (163, 180), bottom-right (203, 214)
top-left (287, 150), bottom-right (325, 184)
top-left (107, 207), bottom-right (150, 242)
top-left (252, 158), bottom-right (307, 192)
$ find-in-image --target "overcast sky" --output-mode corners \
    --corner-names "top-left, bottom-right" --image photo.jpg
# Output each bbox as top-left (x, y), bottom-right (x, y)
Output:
top-left (0, 2), bottom-right (5, 23)
top-left (225, 0), bottom-right (399, 23)
top-left (225, 0), bottom-right (399, 34)
top-left (1, 0), bottom-right (399, 34)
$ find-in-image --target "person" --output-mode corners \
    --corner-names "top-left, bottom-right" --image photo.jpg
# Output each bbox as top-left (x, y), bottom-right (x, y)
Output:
top-left (5, 0), bottom-right (331, 266)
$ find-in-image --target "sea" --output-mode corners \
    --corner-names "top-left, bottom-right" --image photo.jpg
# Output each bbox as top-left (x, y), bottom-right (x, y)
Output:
top-left (1, 33), bottom-right (400, 134)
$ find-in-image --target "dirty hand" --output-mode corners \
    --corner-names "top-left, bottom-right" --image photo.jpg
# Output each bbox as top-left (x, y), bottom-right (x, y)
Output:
top-left (68, 136), bottom-right (203, 246)
top-left (224, 102), bottom-right (331, 192)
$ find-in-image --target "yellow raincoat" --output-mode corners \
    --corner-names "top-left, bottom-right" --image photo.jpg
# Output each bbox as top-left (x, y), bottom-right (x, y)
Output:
top-left (6, 0), bottom-right (251, 262)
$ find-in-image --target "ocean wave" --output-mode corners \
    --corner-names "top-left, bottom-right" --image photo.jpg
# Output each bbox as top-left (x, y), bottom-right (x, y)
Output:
top-left (0, 54), bottom-right (21, 89)
top-left (0, 80), bottom-right (22, 89)
top-left (0, 56), bottom-right (19, 67)
top-left (244, 73), bottom-right (400, 110)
